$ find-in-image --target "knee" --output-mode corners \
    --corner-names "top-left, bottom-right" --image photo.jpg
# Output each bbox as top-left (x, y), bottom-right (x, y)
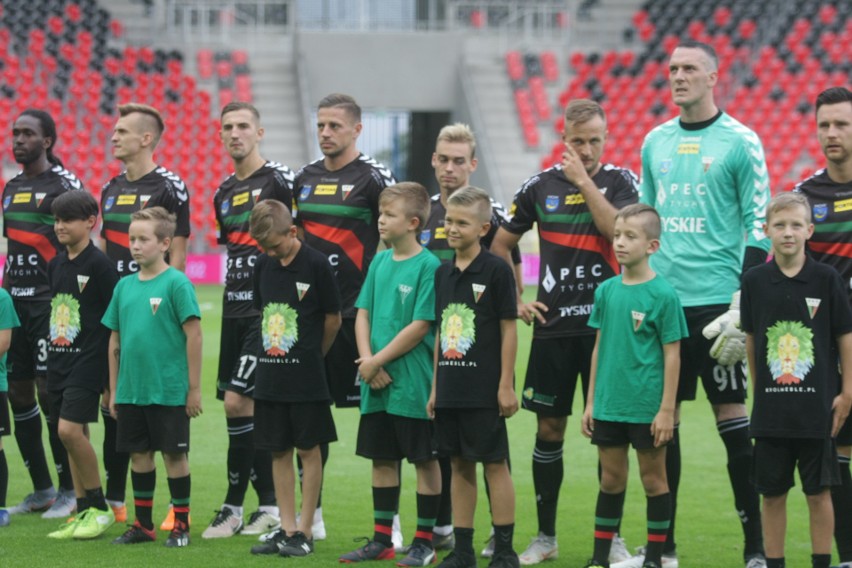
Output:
top-left (600, 470), bottom-right (628, 494)
top-left (536, 416), bottom-right (567, 441)
top-left (57, 421), bottom-right (81, 445)
top-left (8, 381), bottom-right (36, 408)
top-left (223, 392), bottom-right (251, 417)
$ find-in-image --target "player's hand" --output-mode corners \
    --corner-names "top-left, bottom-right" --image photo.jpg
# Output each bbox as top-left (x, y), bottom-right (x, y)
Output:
top-left (651, 409), bottom-right (675, 447)
top-left (832, 392), bottom-right (852, 437)
top-left (581, 406), bottom-right (594, 438)
top-left (186, 387), bottom-right (203, 418)
top-left (518, 301), bottom-right (548, 325)
top-left (560, 143), bottom-right (592, 187)
top-left (355, 356), bottom-right (380, 382)
top-left (109, 392), bottom-right (118, 420)
top-left (370, 368), bottom-right (393, 390)
top-left (702, 291), bottom-right (746, 366)
top-left (497, 385), bottom-right (518, 418)
top-left (426, 390), bottom-right (436, 419)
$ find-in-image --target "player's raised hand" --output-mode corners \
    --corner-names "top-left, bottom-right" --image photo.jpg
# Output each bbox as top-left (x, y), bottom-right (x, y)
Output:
top-left (518, 300), bottom-right (548, 325)
top-left (560, 143), bottom-right (591, 187)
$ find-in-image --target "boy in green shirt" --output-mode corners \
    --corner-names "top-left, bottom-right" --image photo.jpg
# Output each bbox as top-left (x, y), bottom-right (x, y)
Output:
top-left (103, 207), bottom-right (202, 547)
top-left (581, 204), bottom-right (687, 568)
top-left (0, 287), bottom-right (21, 527)
top-left (340, 182), bottom-right (442, 566)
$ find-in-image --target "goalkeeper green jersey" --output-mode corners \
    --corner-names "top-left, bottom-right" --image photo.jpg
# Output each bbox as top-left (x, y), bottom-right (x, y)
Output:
top-left (640, 112), bottom-right (771, 307)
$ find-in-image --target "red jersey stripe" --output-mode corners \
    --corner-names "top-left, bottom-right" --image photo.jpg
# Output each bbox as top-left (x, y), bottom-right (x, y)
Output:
top-left (6, 227), bottom-right (57, 263)
top-left (303, 219), bottom-right (365, 270)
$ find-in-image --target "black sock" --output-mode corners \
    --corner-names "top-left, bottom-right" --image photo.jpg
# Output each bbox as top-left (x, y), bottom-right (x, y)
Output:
top-left (85, 486), bottom-right (107, 511)
top-left (251, 449), bottom-right (276, 507)
top-left (812, 553), bottom-right (831, 568)
top-left (0, 448), bottom-right (7, 507)
top-left (414, 492), bottom-right (440, 546)
top-left (45, 412), bottom-right (72, 491)
top-left (372, 486), bottom-right (399, 546)
top-left (593, 490), bottom-right (624, 563)
top-left (532, 438), bottom-right (563, 537)
top-left (664, 425), bottom-right (680, 554)
top-left (131, 469), bottom-right (156, 530)
top-left (102, 406), bottom-right (129, 503)
top-left (224, 416), bottom-right (253, 507)
top-left (645, 493), bottom-right (671, 566)
top-left (718, 417), bottom-right (763, 556)
top-left (493, 523), bottom-right (515, 555)
top-left (436, 456), bottom-right (453, 526)
top-left (767, 558), bottom-right (785, 568)
top-left (168, 475), bottom-right (191, 527)
top-left (833, 453), bottom-right (852, 562)
top-left (76, 496), bottom-right (90, 512)
top-left (12, 404), bottom-right (53, 491)
top-left (454, 526), bottom-right (475, 557)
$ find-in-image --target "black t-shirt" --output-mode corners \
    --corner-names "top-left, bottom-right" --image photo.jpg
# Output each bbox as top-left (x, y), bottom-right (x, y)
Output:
top-left (434, 248), bottom-right (517, 409)
top-left (46, 241), bottom-right (120, 392)
top-left (100, 166), bottom-right (191, 277)
top-left (252, 243), bottom-right (341, 402)
top-left (503, 164), bottom-right (638, 337)
top-left (422, 194), bottom-right (521, 264)
top-left (214, 161), bottom-right (295, 318)
top-left (293, 154), bottom-right (395, 318)
top-left (742, 257), bottom-right (852, 438)
top-left (3, 165), bottom-right (85, 301)
top-left (794, 169), bottom-right (852, 303)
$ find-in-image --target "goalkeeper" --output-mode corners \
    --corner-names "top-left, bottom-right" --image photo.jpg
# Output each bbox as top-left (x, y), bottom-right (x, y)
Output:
top-left (636, 40), bottom-right (771, 568)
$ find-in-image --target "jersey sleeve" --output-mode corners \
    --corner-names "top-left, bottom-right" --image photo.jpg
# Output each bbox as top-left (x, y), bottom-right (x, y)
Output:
top-left (0, 289), bottom-right (20, 330)
top-left (213, 188), bottom-right (227, 245)
top-left (173, 188), bottom-right (191, 238)
top-left (657, 287), bottom-right (688, 344)
top-left (731, 133), bottom-right (771, 252)
top-left (503, 175), bottom-right (539, 234)
top-left (173, 274), bottom-right (201, 324)
top-left (96, 254), bottom-right (121, 306)
top-left (252, 255), bottom-right (265, 312)
top-left (610, 168), bottom-right (640, 208)
top-left (316, 255), bottom-right (342, 314)
top-left (828, 268), bottom-right (852, 336)
top-left (102, 281), bottom-right (122, 331)
top-left (412, 255), bottom-right (439, 323)
top-left (269, 164), bottom-right (296, 213)
top-left (740, 271), bottom-right (755, 334)
top-left (587, 282), bottom-right (606, 330)
top-left (493, 259), bottom-right (518, 320)
top-left (639, 135), bottom-right (656, 206)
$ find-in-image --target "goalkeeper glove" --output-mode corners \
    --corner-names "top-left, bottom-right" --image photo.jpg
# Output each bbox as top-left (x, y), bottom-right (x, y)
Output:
top-left (702, 291), bottom-right (746, 366)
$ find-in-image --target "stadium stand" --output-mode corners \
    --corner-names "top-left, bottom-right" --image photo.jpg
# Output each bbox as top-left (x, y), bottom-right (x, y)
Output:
top-left (0, 0), bottom-right (254, 250)
top-left (507, 0), bottom-right (851, 191)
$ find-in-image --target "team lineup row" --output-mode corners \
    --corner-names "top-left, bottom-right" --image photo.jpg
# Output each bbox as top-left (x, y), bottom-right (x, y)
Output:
top-left (0, 39), bottom-right (851, 568)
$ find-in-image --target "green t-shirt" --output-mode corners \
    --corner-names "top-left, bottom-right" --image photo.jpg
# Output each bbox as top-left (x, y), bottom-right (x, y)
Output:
top-left (102, 267), bottom-right (201, 406)
top-left (640, 113), bottom-right (771, 307)
top-left (588, 274), bottom-right (688, 423)
top-left (355, 247), bottom-right (440, 419)
top-left (0, 288), bottom-right (20, 392)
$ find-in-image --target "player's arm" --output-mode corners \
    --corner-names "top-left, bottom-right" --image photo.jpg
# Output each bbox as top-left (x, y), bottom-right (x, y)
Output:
top-left (169, 236), bottom-right (188, 272)
top-left (734, 136), bottom-right (772, 264)
top-left (561, 145), bottom-right (618, 240)
top-left (427, 333), bottom-right (439, 419)
top-left (321, 312), bottom-right (342, 356)
top-left (497, 318), bottom-right (518, 418)
top-left (833, 332), bottom-right (852, 437)
top-left (745, 332), bottom-right (756, 395)
top-left (492, 227), bottom-right (548, 325)
top-left (652, 340), bottom-right (680, 447)
top-left (354, 308), bottom-right (378, 382)
top-left (581, 330), bottom-right (601, 438)
top-left (361, 320), bottom-right (431, 380)
top-left (0, 328), bottom-right (11, 358)
top-left (108, 330), bottom-right (120, 418)
top-left (183, 317), bottom-right (203, 418)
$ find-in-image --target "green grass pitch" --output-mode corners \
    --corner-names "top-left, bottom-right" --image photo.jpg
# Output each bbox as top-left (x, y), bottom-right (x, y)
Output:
top-left (0, 285), bottom-right (816, 566)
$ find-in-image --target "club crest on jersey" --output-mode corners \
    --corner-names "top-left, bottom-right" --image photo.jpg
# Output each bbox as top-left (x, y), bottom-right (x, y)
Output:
top-left (342, 184), bottom-right (354, 199)
top-left (806, 298), bottom-right (821, 319)
top-left (419, 229), bottom-right (431, 245)
top-left (140, 194), bottom-right (151, 208)
top-left (545, 195), bottom-right (559, 212)
top-left (398, 284), bottom-right (412, 305)
top-left (35, 192), bottom-right (46, 207)
top-left (2, 196), bottom-right (10, 210)
top-left (472, 283), bottom-right (486, 303)
top-left (77, 275), bottom-right (90, 293)
top-left (251, 188), bottom-right (262, 203)
top-left (702, 157), bottom-right (714, 173)
top-left (104, 196), bottom-right (115, 211)
top-left (150, 297), bottom-right (162, 315)
top-left (813, 204), bottom-right (828, 222)
top-left (296, 282), bottom-right (310, 301)
top-left (221, 199), bottom-right (230, 215)
top-left (299, 186), bottom-right (312, 201)
top-left (659, 159), bottom-right (672, 175)
top-left (632, 310), bottom-right (645, 331)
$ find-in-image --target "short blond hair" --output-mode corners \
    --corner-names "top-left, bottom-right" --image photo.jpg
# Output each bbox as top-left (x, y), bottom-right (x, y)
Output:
top-left (447, 185), bottom-right (491, 223)
top-left (380, 182), bottom-right (430, 230)
top-left (564, 98), bottom-right (606, 126)
top-left (436, 123), bottom-right (476, 159)
top-left (767, 192), bottom-right (811, 224)
top-left (249, 200), bottom-right (293, 244)
top-left (131, 206), bottom-right (176, 241)
top-left (118, 102), bottom-right (165, 145)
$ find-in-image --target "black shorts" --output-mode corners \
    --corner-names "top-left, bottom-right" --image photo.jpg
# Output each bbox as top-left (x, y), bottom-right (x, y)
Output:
top-left (521, 335), bottom-right (594, 417)
top-left (8, 300), bottom-right (49, 381)
top-left (116, 405), bottom-right (190, 454)
top-left (752, 437), bottom-right (840, 496)
top-left (591, 419), bottom-right (657, 450)
top-left (0, 393), bottom-right (9, 436)
top-left (837, 417), bottom-right (852, 447)
top-left (325, 318), bottom-right (361, 408)
top-left (47, 386), bottom-right (100, 425)
top-left (435, 407), bottom-right (509, 463)
top-left (254, 399), bottom-right (337, 451)
top-left (678, 305), bottom-right (747, 405)
top-left (356, 411), bottom-right (437, 463)
top-left (216, 316), bottom-right (261, 400)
